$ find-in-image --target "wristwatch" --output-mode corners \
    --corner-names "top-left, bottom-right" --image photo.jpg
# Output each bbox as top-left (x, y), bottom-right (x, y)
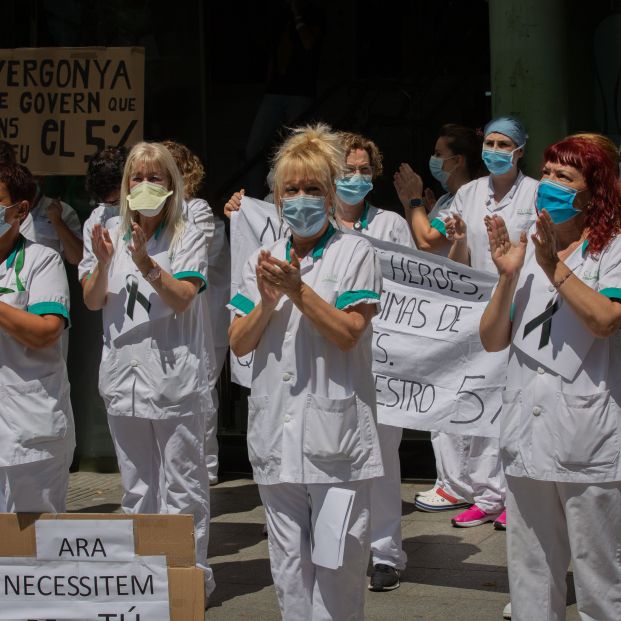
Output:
top-left (409, 198), bottom-right (424, 207)
top-left (144, 263), bottom-right (162, 283)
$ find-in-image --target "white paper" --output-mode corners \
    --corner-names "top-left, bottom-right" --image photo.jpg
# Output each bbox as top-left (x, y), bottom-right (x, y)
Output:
top-left (0, 555), bottom-right (170, 620)
top-left (228, 199), bottom-right (508, 437)
top-left (310, 488), bottom-right (355, 570)
top-left (36, 519), bottom-right (135, 562)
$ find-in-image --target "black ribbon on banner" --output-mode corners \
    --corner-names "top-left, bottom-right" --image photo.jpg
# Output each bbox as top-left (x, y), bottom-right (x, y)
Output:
top-left (523, 298), bottom-right (559, 349)
top-left (126, 274), bottom-right (151, 319)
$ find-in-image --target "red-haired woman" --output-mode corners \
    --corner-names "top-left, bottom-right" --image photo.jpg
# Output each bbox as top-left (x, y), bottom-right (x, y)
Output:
top-left (480, 136), bottom-right (621, 620)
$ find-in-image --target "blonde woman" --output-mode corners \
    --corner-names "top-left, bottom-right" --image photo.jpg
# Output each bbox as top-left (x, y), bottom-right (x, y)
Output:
top-left (229, 124), bottom-right (384, 620)
top-left (83, 141), bottom-right (215, 597)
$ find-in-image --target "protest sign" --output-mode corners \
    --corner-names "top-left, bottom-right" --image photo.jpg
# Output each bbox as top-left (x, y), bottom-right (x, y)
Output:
top-left (0, 47), bottom-right (144, 174)
top-left (228, 200), bottom-right (507, 437)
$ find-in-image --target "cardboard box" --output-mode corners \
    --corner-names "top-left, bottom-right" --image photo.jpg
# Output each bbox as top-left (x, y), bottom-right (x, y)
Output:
top-left (0, 513), bottom-right (204, 620)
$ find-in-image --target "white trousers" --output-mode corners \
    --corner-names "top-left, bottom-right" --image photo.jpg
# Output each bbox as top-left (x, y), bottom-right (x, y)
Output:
top-left (431, 431), bottom-right (505, 513)
top-left (204, 344), bottom-right (228, 482)
top-left (0, 452), bottom-right (71, 513)
top-left (259, 480), bottom-right (371, 621)
top-left (506, 475), bottom-right (621, 621)
top-left (107, 414), bottom-right (215, 595)
top-left (370, 423), bottom-right (406, 569)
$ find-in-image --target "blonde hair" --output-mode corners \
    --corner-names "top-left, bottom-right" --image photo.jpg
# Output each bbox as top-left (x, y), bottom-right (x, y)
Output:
top-left (272, 123), bottom-right (346, 209)
top-left (338, 131), bottom-right (384, 178)
top-left (162, 140), bottom-right (205, 199)
top-left (570, 133), bottom-right (620, 166)
top-left (120, 142), bottom-right (186, 252)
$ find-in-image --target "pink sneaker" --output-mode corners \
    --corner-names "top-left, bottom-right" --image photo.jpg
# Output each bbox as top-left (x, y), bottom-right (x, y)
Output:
top-left (451, 505), bottom-right (500, 528)
top-left (494, 509), bottom-right (507, 530)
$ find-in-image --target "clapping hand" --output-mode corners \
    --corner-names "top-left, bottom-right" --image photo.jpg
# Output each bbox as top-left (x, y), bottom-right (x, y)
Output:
top-left (485, 214), bottom-right (527, 278)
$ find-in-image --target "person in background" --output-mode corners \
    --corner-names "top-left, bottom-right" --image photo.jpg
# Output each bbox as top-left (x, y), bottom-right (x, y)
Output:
top-left (83, 141), bottom-right (216, 599)
top-left (0, 162), bottom-right (74, 513)
top-left (229, 123), bottom-right (383, 620)
top-left (480, 136), bottom-right (621, 621)
top-left (393, 125), bottom-right (485, 514)
top-left (435, 116), bottom-right (539, 531)
top-left (0, 140), bottom-right (16, 165)
top-left (163, 139), bottom-right (231, 486)
top-left (79, 147), bottom-right (128, 285)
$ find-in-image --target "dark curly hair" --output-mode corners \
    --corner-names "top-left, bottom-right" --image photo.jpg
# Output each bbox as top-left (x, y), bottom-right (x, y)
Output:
top-left (0, 140), bottom-right (17, 165)
top-left (543, 136), bottom-right (621, 255)
top-left (0, 162), bottom-right (36, 205)
top-left (85, 146), bottom-right (128, 202)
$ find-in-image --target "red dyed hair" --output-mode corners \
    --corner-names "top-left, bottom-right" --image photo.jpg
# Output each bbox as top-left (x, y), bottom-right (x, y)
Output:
top-left (543, 137), bottom-right (621, 255)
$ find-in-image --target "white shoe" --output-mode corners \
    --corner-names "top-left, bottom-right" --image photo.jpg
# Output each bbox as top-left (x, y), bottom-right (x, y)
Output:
top-left (414, 486), bottom-right (438, 498)
top-left (502, 602), bottom-right (511, 619)
top-left (415, 489), bottom-right (471, 512)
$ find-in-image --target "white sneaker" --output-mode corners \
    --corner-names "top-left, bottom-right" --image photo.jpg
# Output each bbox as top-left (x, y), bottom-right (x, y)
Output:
top-left (502, 602), bottom-right (511, 619)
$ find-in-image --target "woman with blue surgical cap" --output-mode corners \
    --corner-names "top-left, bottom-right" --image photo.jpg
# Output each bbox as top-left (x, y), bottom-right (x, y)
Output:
top-left (434, 116), bottom-right (538, 530)
top-left (228, 123), bottom-right (384, 620)
top-left (480, 136), bottom-right (621, 621)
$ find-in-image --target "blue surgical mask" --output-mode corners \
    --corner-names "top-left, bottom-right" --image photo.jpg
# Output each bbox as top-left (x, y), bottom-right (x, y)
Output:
top-left (0, 203), bottom-right (17, 237)
top-left (335, 174), bottom-right (373, 205)
top-left (536, 179), bottom-right (582, 224)
top-left (482, 144), bottom-right (523, 176)
top-left (281, 194), bottom-right (327, 238)
top-left (429, 155), bottom-right (456, 191)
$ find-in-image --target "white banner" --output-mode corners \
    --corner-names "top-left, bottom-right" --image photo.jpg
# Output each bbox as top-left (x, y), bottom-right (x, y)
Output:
top-left (36, 520), bottom-right (135, 562)
top-left (228, 200), bottom-right (507, 437)
top-left (0, 555), bottom-right (170, 620)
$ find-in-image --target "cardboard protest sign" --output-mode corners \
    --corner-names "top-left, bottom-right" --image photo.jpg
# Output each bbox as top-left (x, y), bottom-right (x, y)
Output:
top-left (0, 47), bottom-right (144, 175)
top-left (228, 199), bottom-right (509, 437)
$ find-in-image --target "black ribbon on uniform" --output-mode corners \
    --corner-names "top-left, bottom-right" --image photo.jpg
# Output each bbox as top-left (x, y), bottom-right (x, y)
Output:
top-left (126, 274), bottom-right (151, 319)
top-left (523, 298), bottom-right (559, 349)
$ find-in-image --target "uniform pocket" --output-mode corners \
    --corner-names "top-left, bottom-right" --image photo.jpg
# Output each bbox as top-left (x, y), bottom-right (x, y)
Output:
top-left (148, 343), bottom-right (200, 408)
top-left (0, 372), bottom-right (68, 446)
top-left (246, 395), bottom-right (280, 466)
top-left (499, 389), bottom-right (522, 458)
top-left (303, 394), bottom-right (369, 463)
top-left (553, 391), bottom-right (619, 467)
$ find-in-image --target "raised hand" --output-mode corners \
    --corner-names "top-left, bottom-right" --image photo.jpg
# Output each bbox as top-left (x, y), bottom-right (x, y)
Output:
top-left (46, 198), bottom-right (63, 224)
top-left (224, 189), bottom-right (244, 219)
top-left (393, 163), bottom-right (424, 207)
top-left (531, 210), bottom-right (560, 276)
top-left (485, 214), bottom-right (527, 278)
top-left (128, 222), bottom-right (151, 270)
top-left (445, 212), bottom-right (467, 242)
top-left (256, 250), bottom-right (284, 309)
top-left (91, 223), bottom-right (114, 266)
top-left (257, 248), bottom-right (303, 301)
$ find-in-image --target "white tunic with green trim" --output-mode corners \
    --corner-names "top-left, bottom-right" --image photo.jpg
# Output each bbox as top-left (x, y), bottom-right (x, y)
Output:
top-left (501, 235), bottom-right (621, 483)
top-left (432, 172), bottom-right (538, 273)
top-left (228, 224), bottom-right (385, 485)
top-left (0, 236), bottom-right (74, 465)
top-left (98, 222), bottom-right (214, 419)
top-left (343, 201), bottom-right (415, 248)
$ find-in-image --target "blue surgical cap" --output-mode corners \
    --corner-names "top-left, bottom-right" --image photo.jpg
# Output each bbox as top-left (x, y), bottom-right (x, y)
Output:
top-left (484, 116), bottom-right (527, 147)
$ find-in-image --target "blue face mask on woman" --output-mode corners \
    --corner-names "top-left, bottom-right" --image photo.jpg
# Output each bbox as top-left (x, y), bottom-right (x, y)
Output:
top-left (428, 155), bottom-right (456, 191)
top-left (0, 204), bottom-right (17, 237)
top-left (335, 174), bottom-right (373, 205)
top-left (281, 194), bottom-right (328, 238)
top-left (536, 179), bottom-right (582, 224)
top-left (482, 144), bottom-right (523, 176)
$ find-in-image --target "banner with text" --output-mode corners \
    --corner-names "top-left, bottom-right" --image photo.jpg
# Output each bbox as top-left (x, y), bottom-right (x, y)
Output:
top-left (229, 200), bottom-right (507, 437)
top-left (0, 47), bottom-right (144, 175)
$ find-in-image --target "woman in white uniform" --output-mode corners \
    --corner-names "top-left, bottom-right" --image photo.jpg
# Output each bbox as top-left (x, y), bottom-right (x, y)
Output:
top-left (229, 123), bottom-right (384, 621)
top-left (480, 135), bottom-right (621, 621)
top-left (434, 117), bottom-right (538, 530)
top-left (83, 142), bottom-right (216, 596)
top-left (393, 125), bottom-right (486, 513)
top-left (330, 131), bottom-right (412, 592)
top-left (0, 162), bottom-right (74, 512)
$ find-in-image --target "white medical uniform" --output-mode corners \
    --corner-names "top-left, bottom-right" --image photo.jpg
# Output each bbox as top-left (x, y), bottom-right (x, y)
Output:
top-left (21, 195), bottom-right (83, 258)
top-left (97, 221), bottom-right (216, 594)
top-left (503, 237), bottom-right (621, 620)
top-left (340, 202), bottom-right (411, 571)
top-left (229, 224), bottom-right (384, 620)
top-left (433, 173), bottom-right (538, 512)
top-left (0, 236), bottom-right (75, 512)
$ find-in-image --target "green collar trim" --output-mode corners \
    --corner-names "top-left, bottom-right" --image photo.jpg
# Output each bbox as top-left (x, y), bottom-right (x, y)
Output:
top-left (582, 239), bottom-right (589, 254)
top-left (286, 223), bottom-right (336, 262)
top-left (5, 235), bottom-right (26, 292)
top-left (123, 220), bottom-right (166, 242)
top-left (6, 235), bottom-right (25, 269)
top-left (358, 201), bottom-right (370, 229)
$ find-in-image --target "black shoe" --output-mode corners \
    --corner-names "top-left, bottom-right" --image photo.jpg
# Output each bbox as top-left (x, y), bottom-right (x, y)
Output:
top-left (368, 564), bottom-right (400, 592)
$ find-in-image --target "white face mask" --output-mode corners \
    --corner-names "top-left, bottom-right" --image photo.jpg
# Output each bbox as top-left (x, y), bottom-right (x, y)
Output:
top-left (0, 203), bottom-right (17, 237)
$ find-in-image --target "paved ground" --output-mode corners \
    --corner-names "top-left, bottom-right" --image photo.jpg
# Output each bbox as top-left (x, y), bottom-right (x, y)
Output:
top-left (67, 472), bottom-right (580, 621)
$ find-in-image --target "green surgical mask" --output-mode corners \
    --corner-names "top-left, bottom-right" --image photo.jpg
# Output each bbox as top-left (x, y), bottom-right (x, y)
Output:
top-left (127, 181), bottom-right (172, 217)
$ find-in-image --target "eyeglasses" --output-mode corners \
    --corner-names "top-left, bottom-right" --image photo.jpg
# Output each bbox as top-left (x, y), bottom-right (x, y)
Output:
top-left (344, 165), bottom-right (374, 177)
